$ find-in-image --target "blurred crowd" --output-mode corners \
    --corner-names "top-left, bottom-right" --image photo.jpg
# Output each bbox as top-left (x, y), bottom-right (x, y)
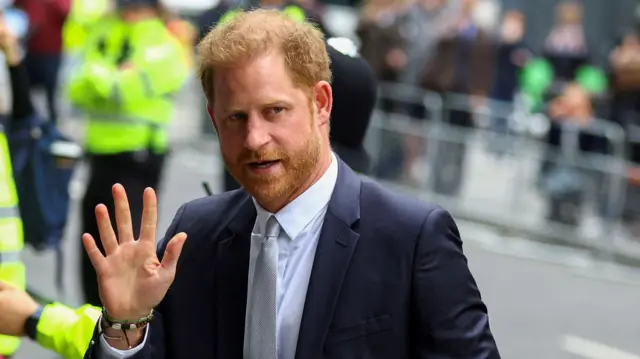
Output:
top-left (6, 0), bottom-right (640, 235)
top-left (350, 0), bottom-right (640, 236)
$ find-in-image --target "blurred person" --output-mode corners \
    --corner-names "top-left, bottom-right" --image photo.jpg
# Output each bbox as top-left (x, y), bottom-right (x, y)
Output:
top-left (357, 0), bottom-right (407, 109)
top-left (396, 0), bottom-right (458, 118)
top-left (486, 9), bottom-right (530, 157)
top-left (66, 0), bottom-right (189, 307)
top-left (0, 12), bottom-right (31, 359)
top-left (81, 9), bottom-right (500, 359)
top-left (541, 83), bottom-right (606, 226)
top-left (14, 0), bottom-right (70, 125)
top-left (542, 0), bottom-right (589, 83)
top-left (609, 25), bottom-right (640, 235)
top-left (420, 0), bottom-right (497, 195)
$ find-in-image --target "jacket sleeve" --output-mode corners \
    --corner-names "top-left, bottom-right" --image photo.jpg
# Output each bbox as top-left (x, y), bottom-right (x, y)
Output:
top-left (83, 203), bottom-right (188, 359)
top-left (411, 207), bottom-right (501, 358)
top-left (68, 35), bottom-right (189, 110)
top-left (36, 303), bottom-right (102, 359)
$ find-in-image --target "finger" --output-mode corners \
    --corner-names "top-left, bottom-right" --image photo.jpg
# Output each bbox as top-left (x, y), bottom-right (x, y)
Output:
top-left (82, 233), bottom-right (108, 274)
top-left (159, 233), bottom-right (187, 282)
top-left (139, 188), bottom-right (158, 243)
top-left (95, 204), bottom-right (118, 255)
top-left (112, 184), bottom-right (135, 243)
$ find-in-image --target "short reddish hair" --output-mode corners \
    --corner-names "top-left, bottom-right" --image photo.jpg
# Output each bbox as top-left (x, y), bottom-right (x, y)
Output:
top-left (196, 9), bottom-right (332, 105)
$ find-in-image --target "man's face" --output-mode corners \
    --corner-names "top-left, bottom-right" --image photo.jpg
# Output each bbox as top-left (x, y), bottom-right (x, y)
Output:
top-left (209, 51), bottom-right (331, 203)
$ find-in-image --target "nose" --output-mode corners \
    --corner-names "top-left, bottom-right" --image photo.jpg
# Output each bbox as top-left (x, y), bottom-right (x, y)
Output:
top-left (244, 115), bottom-right (271, 151)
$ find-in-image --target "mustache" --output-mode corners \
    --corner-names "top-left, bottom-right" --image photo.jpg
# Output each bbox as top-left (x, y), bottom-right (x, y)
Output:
top-left (239, 148), bottom-right (289, 163)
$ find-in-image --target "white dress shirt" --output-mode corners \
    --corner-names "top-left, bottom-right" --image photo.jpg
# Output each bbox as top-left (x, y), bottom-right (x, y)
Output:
top-left (99, 152), bottom-right (338, 359)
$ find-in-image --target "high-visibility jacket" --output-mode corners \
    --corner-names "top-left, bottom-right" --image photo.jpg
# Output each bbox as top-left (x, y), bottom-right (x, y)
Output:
top-left (35, 303), bottom-right (101, 359)
top-left (62, 0), bottom-right (110, 54)
top-left (67, 15), bottom-right (189, 155)
top-left (0, 127), bottom-right (25, 357)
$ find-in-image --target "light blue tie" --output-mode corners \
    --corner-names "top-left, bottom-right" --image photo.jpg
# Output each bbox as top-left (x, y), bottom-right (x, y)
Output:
top-left (247, 215), bottom-right (280, 359)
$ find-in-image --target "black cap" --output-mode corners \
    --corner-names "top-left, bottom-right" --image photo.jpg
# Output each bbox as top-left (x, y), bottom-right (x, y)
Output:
top-left (326, 39), bottom-right (377, 174)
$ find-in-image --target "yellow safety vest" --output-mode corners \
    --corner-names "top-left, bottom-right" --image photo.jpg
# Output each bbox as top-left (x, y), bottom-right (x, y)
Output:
top-left (67, 16), bottom-right (189, 155)
top-left (0, 127), bottom-right (25, 356)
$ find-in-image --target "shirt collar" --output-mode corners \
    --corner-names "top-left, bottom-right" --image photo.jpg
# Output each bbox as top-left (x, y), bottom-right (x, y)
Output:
top-left (253, 152), bottom-right (338, 240)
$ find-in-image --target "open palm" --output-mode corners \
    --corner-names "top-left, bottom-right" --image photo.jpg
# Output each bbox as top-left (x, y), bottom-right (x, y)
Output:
top-left (82, 184), bottom-right (187, 321)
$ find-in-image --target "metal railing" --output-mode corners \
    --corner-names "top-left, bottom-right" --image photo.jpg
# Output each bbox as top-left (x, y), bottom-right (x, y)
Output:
top-left (365, 82), bottom-right (640, 262)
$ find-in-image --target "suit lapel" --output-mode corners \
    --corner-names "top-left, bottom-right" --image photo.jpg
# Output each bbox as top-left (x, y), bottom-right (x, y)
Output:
top-left (295, 160), bottom-right (362, 359)
top-left (215, 195), bottom-right (256, 359)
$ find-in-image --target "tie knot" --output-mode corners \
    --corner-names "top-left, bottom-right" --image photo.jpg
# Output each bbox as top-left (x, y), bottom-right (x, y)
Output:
top-left (265, 215), bottom-right (280, 239)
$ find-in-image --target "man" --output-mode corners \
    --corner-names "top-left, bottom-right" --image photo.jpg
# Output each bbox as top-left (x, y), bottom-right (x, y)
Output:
top-left (0, 37), bottom-right (374, 359)
top-left (66, 0), bottom-right (189, 307)
top-left (82, 9), bottom-right (500, 359)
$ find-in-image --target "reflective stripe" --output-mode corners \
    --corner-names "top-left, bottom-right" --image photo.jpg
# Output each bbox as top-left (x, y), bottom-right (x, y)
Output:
top-left (0, 251), bottom-right (20, 264)
top-left (89, 114), bottom-right (164, 128)
top-left (110, 72), bottom-right (155, 103)
top-left (110, 82), bottom-right (122, 104)
top-left (0, 206), bottom-right (18, 219)
top-left (140, 72), bottom-right (154, 98)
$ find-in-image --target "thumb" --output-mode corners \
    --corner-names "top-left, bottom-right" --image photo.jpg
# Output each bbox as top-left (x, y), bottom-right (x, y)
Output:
top-left (159, 232), bottom-right (187, 281)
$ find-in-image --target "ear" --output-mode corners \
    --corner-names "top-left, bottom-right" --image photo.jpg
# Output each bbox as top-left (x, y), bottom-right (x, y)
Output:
top-left (313, 81), bottom-right (332, 128)
top-left (207, 103), bottom-right (219, 133)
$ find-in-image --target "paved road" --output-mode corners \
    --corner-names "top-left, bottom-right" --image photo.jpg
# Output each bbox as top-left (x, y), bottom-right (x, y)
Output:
top-left (14, 80), bottom-right (640, 358)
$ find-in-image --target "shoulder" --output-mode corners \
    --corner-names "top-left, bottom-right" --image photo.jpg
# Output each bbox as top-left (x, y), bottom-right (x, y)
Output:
top-left (359, 176), bottom-right (444, 233)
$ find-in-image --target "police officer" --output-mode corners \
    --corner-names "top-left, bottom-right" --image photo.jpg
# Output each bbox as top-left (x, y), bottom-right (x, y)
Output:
top-left (66, 0), bottom-right (189, 307)
top-left (221, 36), bottom-right (377, 191)
top-left (0, 15), bottom-right (27, 359)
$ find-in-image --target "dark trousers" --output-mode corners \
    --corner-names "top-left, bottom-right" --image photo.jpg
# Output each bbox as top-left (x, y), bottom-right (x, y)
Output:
top-left (81, 152), bottom-right (166, 306)
top-left (24, 52), bottom-right (62, 124)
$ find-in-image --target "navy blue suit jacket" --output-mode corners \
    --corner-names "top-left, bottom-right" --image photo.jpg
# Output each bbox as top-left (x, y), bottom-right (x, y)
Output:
top-left (85, 159), bottom-right (500, 359)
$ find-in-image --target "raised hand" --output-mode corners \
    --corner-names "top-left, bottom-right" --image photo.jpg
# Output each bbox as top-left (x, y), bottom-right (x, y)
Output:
top-left (82, 184), bottom-right (187, 323)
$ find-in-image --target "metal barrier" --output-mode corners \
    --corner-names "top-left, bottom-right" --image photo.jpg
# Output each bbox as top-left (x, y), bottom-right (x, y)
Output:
top-left (365, 82), bottom-right (634, 259)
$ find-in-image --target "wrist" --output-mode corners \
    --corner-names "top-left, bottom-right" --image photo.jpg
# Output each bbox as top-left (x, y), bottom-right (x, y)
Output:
top-left (103, 308), bottom-right (154, 324)
top-left (101, 315), bottom-right (147, 350)
top-left (24, 305), bottom-right (44, 340)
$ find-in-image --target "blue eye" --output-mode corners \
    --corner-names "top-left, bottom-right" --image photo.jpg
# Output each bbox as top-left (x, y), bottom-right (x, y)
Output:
top-left (270, 107), bottom-right (284, 114)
